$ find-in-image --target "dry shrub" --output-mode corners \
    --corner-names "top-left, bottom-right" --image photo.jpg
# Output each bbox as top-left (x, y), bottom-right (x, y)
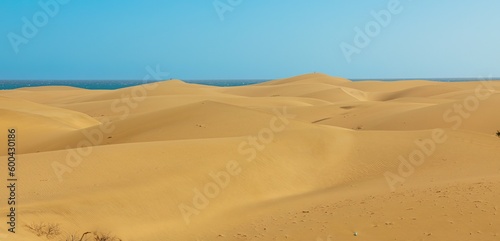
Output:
top-left (25, 222), bottom-right (61, 239)
top-left (93, 232), bottom-right (121, 241)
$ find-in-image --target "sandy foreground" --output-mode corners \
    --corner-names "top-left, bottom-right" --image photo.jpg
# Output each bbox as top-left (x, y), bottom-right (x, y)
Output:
top-left (0, 73), bottom-right (499, 241)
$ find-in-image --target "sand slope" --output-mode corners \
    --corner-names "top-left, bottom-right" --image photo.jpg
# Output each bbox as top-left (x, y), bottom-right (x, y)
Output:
top-left (0, 73), bottom-right (499, 241)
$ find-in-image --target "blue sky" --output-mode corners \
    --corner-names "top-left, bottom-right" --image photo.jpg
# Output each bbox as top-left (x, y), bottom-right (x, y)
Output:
top-left (1, 0), bottom-right (500, 80)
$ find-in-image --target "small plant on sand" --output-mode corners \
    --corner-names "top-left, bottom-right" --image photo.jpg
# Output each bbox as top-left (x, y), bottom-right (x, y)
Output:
top-left (64, 231), bottom-right (121, 241)
top-left (496, 130), bottom-right (500, 138)
top-left (45, 223), bottom-right (61, 239)
top-left (25, 222), bottom-right (61, 239)
top-left (92, 232), bottom-right (121, 241)
top-left (63, 232), bottom-right (92, 241)
top-left (25, 222), bottom-right (46, 237)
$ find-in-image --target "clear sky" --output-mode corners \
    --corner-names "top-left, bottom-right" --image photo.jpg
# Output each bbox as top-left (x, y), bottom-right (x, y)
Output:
top-left (1, 0), bottom-right (500, 81)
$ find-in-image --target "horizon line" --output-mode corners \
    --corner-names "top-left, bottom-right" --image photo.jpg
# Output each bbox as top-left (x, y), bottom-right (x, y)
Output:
top-left (1, 77), bottom-right (499, 82)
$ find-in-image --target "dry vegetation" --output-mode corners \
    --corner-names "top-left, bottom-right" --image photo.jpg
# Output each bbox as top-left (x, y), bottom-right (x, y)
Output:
top-left (25, 223), bottom-right (61, 239)
top-left (26, 223), bottom-right (121, 241)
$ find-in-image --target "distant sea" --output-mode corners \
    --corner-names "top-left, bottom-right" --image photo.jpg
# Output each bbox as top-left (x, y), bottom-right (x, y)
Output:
top-left (0, 79), bottom-right (268, 90)
top-left (0, 78), bottom-right (495, 90)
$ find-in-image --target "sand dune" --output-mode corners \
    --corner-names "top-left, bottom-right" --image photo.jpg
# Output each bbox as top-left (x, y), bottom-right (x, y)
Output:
top-left (1, 73), bottom-right (499, 241)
